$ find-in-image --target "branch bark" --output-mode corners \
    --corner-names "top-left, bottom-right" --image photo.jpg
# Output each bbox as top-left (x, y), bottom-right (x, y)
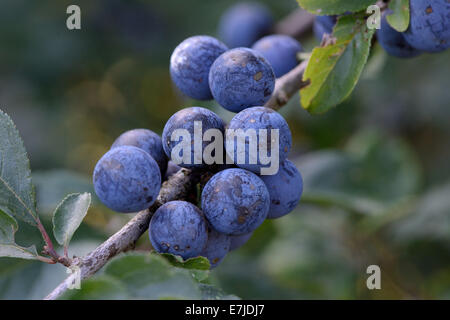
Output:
top-left (45, 8), bottom-right (315, 301)
top-left (264, 59), bottom-right (310, 110)
top-left (274, 8), bottom-right (315, 39)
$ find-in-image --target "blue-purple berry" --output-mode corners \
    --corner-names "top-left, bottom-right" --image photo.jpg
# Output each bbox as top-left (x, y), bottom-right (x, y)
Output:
top-left (200, 226), bottom-right (231, 268)
top-left (162, 107), bottom-right (225, 169)
top-left (403, 0), bottom-right (450, 52)
top-left (229, 232), bottom-right (253, 251)
top-left (259, 160), bottom-right (303, 219)
top-left (170, 35), bottom-right (228, 100)
top-left (226, 107), bottom-right (292, 174)
top-left (209, 48), bottom-right (275, 113)
top-left (111, 129), bottom-right (168, 175)
top-left (201, 168), bottom-right (270, 235)
top-left (93, 146), bottom-right (161, 213)
top-left (377, 13), bottom-right (422, 58)
top-left (313, 15), bottom-right (337, 41)
top-left (252, 35), bottom-right (302, 77)
top-left (149, 201), bottom-right (208, 260)
top-left (218, 2), bottom-right (273, 48)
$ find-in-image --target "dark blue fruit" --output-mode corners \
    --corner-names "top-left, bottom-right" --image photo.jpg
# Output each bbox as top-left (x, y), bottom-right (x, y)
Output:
top-left (209, 48), bottom-right (275, 113)
top-left (162, 107), bottom-right (225, 168)
top-left (218, 2), bottom-right (273, 48)
top-left (229, 232), bottom-right (253, 251)
top-left (226, 107), bottom-right (292, 174)
top-left (377, 13), bottom-right (422, 58)
top-left (403, 0), bottom-right (450, 52)
top-left (93, 146), bottom-right (161, 213)
top-left (149, 201), bottom-right (208, 260)
top-left (200, 226), bottom-right (231, 268)
top-left (313, 15), bottom-right (337, 41)
top-left (201, 168), bottom-right (270, 235)
top-left (170, 35), bottom-right (228, 100)
top-left (259, 160), bottom-right (303, 219)
top-left (111, 129), bottom-right (168, 175)
top-left (252, 35), bottom-right (303, 77)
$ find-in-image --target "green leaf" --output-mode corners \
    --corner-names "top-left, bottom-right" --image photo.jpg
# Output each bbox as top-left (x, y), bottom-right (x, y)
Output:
top-left (160, 253), bottom-right (211, 270)
top-left (199, 284), bottom-right (240, 300)
top-left (300, 15), bottom-right (375, 114)
top-left (386, 0), bottom-right (410, 32)
top-left (0, 210), bottom-right (37, 259)
top-left (103, 253), bottom-right (202, 299)
top-left (160, 253), bottom-right (211, 283)
top-left (0, 110), bottom-right (38, 226)
top-left (296, 129), bottom-right (421, 215)
top-left (393, 183), bottom-right (450, 242)
top-left (61, 252), bottom-right (236, 300)
top-left (60, 275), bottom-right (128, 300)
top-left (296, 0), bottom-right (377, 15)
top-left (52, 193), bottom-right (91, 247)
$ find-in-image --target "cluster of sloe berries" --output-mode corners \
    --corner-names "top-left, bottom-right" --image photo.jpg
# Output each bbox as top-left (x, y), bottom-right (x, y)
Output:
top-left (314, 0), bottom-right (450, 58)
top-left (93, 2), bottom-right (304, 268)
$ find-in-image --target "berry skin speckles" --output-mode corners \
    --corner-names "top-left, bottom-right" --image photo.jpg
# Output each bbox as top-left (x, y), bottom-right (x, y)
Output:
top-left (170, 35), bottom-right (228, 100)
top-left (209, 48), bottom-right (275, 113)
top-left (201, 168), bottom-right (270, 235)
top-left (93, 146), bottom-right (161, 213)
top-left (403, 0), bottom-right (450, 52)
top-left (149, 201), bottom-right (208, 260)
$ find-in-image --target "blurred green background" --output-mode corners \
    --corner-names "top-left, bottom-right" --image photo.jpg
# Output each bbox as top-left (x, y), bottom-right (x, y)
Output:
top-left (1, 0), bottom-right (450, 299)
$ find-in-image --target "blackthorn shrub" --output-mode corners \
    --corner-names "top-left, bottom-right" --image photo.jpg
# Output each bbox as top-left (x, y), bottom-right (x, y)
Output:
top-left (218, 2), bottom-right (273, 48)
top-left (226, 107), bottom-right (292, 174)
top-left (149, 201), bottom-right (208, 259)
top-left (111, 128), bottom-right (168, 175)
top-left (209, 48), bottom-right (275, 113)
top-left (259, 160), bottom-right (303, 219)
top-left (170, 36), bottom-right (228, 100)
top-left (252, 35), bottom-right (303, 77)
top-left (162, 106), bottom-right (225, 168)
top-left (200, 226), bottom-right (231, 268)
top-left (403, 0), bottom-right (450, 52)
top-left (93, 146), bottom-right (161, 213)
top-left (201, 168), bottom-right (270, 235)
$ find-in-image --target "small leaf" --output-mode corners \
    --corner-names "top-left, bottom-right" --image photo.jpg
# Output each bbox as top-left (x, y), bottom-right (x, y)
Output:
top-left (0, 110), bottom-right (38, 226)
top-left (52, 193), bottom-right (91, 247)
top-left (297, 0), bottom-right (377, 15)
top-left (300, 15), bottom-right (375, 114)
top-left (160, 253), bottom-right (211, 270)
top-left (386, 0), bottom-right (410, 32)
top-left (0, 210), bottom-right (37, 259)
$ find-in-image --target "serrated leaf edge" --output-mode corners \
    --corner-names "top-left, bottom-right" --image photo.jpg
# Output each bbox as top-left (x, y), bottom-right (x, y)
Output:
top-left (0, 109), bottom-right (38, 226)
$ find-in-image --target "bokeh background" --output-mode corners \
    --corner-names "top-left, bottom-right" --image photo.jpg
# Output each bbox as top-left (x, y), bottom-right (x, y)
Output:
top-left (1, 0), bottom-right (450, 299)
